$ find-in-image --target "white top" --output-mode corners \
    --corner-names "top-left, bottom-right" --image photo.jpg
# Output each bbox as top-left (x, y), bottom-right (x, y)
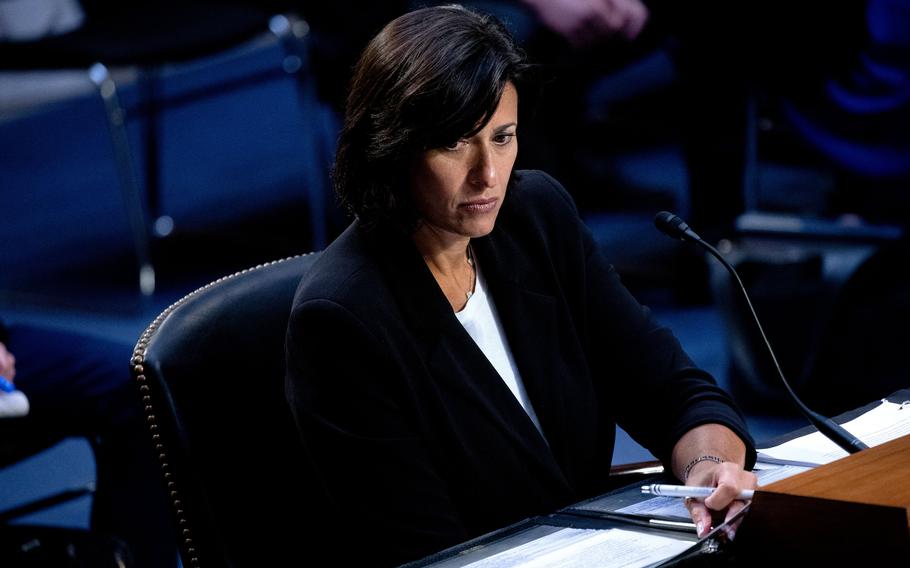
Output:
top-left (455, 256), bottom-right (545, 436)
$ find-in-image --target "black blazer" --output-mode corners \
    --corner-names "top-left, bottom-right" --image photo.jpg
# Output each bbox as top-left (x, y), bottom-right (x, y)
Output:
top-left (285, 170), bottom-right (755, 566)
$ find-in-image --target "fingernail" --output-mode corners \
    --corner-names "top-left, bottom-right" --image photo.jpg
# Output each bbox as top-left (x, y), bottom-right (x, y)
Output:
top-left (696, 522), bottom-right (704, 536)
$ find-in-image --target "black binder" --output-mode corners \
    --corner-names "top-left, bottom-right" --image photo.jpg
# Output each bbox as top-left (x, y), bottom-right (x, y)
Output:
top-left (401, 475), bottom-right (747, 568)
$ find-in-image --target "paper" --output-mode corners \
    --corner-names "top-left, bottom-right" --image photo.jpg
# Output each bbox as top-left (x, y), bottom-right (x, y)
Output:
top-left (616, 496), bottom-right (690, 520)
top-left (757, 399), bottom-right (910, 467)
top-left (462, 527), bottom-right (692, 568)
top-left (752, 463), bottom-right (812, 486)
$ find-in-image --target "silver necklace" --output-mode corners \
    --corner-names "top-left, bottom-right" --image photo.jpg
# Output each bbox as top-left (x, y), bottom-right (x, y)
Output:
top-left (465, 245), bottom-right (476, 300)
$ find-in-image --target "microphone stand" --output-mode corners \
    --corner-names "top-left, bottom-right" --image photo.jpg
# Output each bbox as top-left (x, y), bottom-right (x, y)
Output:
top-left (656, 212), bottom-right (868, 455)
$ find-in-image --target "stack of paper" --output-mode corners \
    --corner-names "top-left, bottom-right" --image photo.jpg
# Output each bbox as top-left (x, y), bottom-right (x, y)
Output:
top-left (463, 528), bottom-right (692, 568)
top-left (756, 399), bottom-right (910, 468)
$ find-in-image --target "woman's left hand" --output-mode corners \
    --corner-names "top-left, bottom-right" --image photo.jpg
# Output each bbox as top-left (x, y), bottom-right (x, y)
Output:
top-left (0, 341), bottom-right (16, 381)
top-left (684, 460), bottom-right (757, 539)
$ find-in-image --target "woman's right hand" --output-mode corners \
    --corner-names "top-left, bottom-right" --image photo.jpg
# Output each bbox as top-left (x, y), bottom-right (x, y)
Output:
top-left (523, 0), bottom-right (649, 47)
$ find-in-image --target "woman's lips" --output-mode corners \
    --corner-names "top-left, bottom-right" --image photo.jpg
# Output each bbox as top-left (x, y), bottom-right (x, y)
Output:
top-left (460, 198), bottom-right (498, 214)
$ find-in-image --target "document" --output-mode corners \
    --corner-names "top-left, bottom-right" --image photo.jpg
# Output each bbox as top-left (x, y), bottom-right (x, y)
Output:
top-left (462, 527), bottom-right (692, 568)
top-left (616, 496), bottom-right (689, 521)
top-left (757, 399), bottom-right (910, 467)
top-left (752, 463), bottom-right (812, 486)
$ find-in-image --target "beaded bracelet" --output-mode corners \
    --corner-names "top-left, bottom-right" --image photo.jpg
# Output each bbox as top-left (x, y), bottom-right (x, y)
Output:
top-left (683, 455), bottom-right (725, 481)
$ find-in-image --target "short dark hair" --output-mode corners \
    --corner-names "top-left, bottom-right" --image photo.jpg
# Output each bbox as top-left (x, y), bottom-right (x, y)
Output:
top-left (333, 4), bottom-right (531, 233)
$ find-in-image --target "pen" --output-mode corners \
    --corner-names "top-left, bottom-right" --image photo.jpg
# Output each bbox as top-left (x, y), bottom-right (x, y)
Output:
top-left (642, 484), bottom-right (754, 501)
top-left (573, 509), bottom-right (698, 534)
top-left (649, 518), bottom-right (697, 532)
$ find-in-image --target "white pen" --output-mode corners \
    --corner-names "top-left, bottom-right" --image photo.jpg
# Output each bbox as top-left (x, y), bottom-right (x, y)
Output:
top-left (641, 483), bottom-right (754, 501)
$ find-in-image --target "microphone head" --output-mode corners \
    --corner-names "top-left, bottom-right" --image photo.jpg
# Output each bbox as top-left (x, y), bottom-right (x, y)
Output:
top-left (654, 211), bottom-right (696, 241)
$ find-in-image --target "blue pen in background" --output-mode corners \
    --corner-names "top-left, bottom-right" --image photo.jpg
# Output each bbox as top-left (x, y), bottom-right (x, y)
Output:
top-left (0, 375), bottom-right (16, 392)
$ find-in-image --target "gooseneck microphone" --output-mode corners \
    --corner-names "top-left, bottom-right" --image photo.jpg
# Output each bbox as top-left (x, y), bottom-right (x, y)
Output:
top-left (654, 211), bottom-right (868, 455)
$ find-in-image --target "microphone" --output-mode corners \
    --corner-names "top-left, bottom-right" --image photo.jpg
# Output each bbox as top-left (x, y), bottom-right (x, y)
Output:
top-left (654, 211), bottom-right (868, 455)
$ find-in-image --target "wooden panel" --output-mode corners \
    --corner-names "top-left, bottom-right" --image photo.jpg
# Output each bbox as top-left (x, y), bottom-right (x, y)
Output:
top-left (734, 435), bottom-right (910, 563)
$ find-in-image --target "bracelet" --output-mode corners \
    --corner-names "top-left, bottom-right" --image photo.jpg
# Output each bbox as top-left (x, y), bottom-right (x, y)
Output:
top-left (683, 455), bottom-right (725, 481)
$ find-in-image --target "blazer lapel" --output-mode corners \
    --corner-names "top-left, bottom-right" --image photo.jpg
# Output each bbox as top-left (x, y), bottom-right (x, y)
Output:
top-left (425, 324), bottom-right (573, 492)
top-left (474, 230), bottom-right (600, 488)
top-left (367, 227), bottom-right (574, 492)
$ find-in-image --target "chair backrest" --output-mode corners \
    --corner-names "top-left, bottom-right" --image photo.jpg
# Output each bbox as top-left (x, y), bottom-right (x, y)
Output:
top-left (131, 252), bottom-right (325, 568)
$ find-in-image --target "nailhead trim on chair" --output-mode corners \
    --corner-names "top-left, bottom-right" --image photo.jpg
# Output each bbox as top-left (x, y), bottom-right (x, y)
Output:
top-left (131, 252), bottom-right (315, 568)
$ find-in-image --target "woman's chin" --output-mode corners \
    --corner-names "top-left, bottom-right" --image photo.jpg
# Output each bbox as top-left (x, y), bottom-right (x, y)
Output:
top-left (465, 219), bottom-right (497, 239)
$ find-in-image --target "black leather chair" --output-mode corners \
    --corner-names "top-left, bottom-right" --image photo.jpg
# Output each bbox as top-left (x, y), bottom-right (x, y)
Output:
top-left (130, 252), bottom-right (326, 567)
top-left (130, 251), bottom-right (673, 567)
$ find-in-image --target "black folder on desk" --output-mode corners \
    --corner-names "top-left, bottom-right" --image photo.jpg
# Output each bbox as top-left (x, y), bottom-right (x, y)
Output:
top-left (401, 476), bottom-right (744, 568)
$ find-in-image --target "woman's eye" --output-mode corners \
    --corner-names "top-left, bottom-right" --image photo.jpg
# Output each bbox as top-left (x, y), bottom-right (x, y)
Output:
top-left (494, 133), bottom-right (516, 145)
top-left (444, 139), bottom-right (467, 151)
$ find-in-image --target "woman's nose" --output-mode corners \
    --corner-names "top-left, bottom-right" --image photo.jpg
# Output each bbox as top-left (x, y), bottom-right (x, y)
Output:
top-left (469, 146), bottom-right (496, 188)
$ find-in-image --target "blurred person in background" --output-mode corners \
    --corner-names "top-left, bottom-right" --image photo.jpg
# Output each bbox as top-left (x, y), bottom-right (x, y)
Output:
top-left (0, 317), bottom-right (176, 567)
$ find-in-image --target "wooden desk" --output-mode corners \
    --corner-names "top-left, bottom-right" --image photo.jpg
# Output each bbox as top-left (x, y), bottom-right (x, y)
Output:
top-left (409, 399), bottom-right (910, 566)
top-left (764, 434), bottom-right (910, 524)
top-left (735, 434), bottom-right (910, 563)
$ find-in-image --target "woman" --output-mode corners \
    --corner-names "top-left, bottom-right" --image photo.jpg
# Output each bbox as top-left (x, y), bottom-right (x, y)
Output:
top-left (285, 5), bottom-right (756, 565)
